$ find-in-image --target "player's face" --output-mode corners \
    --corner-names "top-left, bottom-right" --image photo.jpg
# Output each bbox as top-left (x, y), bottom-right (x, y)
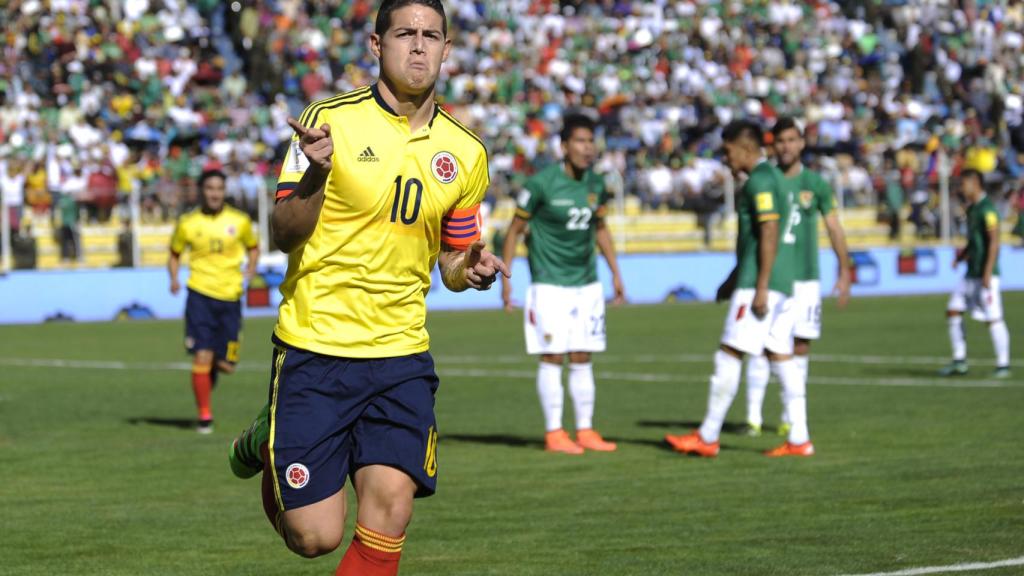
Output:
top-left (961, 175), bottom-right (981, 201)
top-left (772, 128), bottom-right (804, 170)
top-left (372, 5), bottom-right (451, 96)
top-left (562, 127), bottom-right (596, 173)
top-left (201, 176), bottom-right (226, 212)
top-left (722, 139), bottom-right (757, 175)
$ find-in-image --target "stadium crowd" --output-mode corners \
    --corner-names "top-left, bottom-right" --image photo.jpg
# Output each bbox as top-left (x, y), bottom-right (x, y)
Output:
top-left (2, 0), bottom-right (1024, 252)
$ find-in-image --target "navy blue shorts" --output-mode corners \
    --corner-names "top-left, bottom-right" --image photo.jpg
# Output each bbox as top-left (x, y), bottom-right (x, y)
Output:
top-left (184, 289), bottom-right (242, 363)
top-left (267, 337), bottom-right (440, 511)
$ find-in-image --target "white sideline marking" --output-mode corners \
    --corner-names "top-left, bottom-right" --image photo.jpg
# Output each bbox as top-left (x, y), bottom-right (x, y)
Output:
top-left (835, 555), bottom-right (1024, 576)
top-left (0, 357), bottom-right (1014, 389)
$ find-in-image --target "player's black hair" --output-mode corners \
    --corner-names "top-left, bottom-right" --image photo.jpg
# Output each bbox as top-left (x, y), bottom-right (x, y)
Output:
top-left (721, 120), bottom-right (763, 148)
top-left (376, 0), bottom-right (448, 37)
top-left (197, 169), bottom-right (227, 190)
top-left (560, 113), bottom-right (596, 142)
top-left (771, 116), bottom-right (802, 139)
top-left (960, 168), bottom-right (984, 187)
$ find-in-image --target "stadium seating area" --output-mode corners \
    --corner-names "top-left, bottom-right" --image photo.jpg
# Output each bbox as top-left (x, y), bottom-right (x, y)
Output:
top-left (3, 0), bottom-right (1024, 269)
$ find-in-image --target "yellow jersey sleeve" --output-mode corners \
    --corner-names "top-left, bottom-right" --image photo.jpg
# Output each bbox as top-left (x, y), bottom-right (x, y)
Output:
top-left (239, 214), bottom-right (258, 249)
top-left (170, 216), bottom-right (189, 255)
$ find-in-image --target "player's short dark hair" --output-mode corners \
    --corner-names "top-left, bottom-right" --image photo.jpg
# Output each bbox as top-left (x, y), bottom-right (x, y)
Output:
top-left (721, 120), bottom-right (763, 148)
top-left (560, 113), bottom-right (596, 142)
top-left (960, 168), bottom-right (984, 187)
top-left (376, 0), bottom-right (448, 37)
top-left (197, 169), bottom-right (227, 190)
top-left (771, 117), bottom-right (802, 139)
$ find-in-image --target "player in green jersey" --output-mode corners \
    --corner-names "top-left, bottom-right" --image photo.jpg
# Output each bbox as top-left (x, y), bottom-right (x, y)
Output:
top-left (666, 119), bottom-right (814, 458)
top-left (745, 117), bottom-right (852, 438)
top-left (501, 113), bottom-right (625, 454)
top-left (940, 168), bottom-right (1011, 378)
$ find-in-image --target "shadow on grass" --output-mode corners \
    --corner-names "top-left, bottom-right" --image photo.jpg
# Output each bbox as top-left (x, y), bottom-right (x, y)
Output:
top-left (635, 420), bottom-right (757, 435)
top-left (441, 433), bottom-right (545, 449)
top-left (126, 417), bottom-right (197, 430)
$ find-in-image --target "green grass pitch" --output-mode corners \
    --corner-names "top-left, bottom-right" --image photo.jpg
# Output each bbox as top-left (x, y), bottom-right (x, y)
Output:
top-left (1, 294), bottom-right (1021, 575)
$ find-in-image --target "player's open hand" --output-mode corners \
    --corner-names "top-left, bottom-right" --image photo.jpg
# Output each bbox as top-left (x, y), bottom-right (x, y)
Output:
top-left (287, 118), bottom-right (333, 173)
top-left (464, 240), bottom-right (511, 291)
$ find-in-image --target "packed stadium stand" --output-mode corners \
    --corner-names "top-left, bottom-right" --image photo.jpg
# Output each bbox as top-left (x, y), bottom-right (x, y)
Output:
top-left (2, 0), bottom-right (1024, 269)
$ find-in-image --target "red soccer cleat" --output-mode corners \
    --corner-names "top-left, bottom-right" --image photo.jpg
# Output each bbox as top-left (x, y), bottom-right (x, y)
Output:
top-left (545, 429), bottom-right (584, 454)
top-left (764, 441), bottom-right (815, 457)
top-left (575, 429), bottom-right (617, 452)
top-left (664, 431), bottom-right (720, 457)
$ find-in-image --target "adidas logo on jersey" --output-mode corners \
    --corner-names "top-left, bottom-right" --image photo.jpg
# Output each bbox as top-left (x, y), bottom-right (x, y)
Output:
top-left (357, 147), bottom-right (379, 162)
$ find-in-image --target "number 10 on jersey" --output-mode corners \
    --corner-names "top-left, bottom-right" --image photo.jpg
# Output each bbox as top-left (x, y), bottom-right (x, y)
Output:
top-left (391, 176), bottom-right (423, 225)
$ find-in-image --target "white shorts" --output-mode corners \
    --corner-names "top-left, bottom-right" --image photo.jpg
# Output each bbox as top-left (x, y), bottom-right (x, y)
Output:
top-left (525, 282), bottom-right (607, 355)
top-left (720, 288), bottom-right (795, 356)
top-left (792, 280), bottom-right (822, 340)
top-left (948, 277), bottom-right (1003, 322)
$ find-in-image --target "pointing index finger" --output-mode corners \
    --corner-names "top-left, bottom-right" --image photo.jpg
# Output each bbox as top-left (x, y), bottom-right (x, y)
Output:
top-left (286, 117), bottom-right (308, 138)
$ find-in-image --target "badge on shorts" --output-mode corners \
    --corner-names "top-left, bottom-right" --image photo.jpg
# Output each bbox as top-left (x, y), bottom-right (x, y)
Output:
top-left (286, 463), bottom-right (310, 489)
top-left (431, 152), bottom-right (458, 184)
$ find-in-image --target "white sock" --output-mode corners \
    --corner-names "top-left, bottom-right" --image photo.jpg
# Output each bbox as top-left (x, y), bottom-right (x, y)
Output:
top-left (745, 355), bottom-right (771, 427)
top-left (948, 315), bottom-right (967, 361)
top-left (536, 362), bottom-right (564, 432)
top-left (773, 359), bottom-right (810, 445)
top-left (699, 350), bottom-right (743, 444)
top-left (990, 321), bottom-right (1010, 368)
top-left (785, 354), bottom-right (810, 426)
top-left (568, 362), bottom-right (595, 430)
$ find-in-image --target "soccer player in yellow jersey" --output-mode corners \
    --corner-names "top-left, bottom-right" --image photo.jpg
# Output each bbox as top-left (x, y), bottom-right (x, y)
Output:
top-left (226, 2), bottom-right (509, 574)
top-left (168, 169), bottom-right (259, 434)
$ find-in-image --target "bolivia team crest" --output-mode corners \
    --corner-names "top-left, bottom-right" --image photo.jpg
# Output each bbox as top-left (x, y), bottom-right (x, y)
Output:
top-left (431, 152), bottom-right (458, 184)
top-left (799, 190), bottom-right (814, 209)
top-left (286, 463), bottom-right (310, 489)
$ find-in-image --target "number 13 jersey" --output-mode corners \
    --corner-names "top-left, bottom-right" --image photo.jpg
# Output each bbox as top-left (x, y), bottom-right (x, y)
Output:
top-left (273, 85), bottom-right (488, 358)
top-left (515, 163), bottom-right (609, 287)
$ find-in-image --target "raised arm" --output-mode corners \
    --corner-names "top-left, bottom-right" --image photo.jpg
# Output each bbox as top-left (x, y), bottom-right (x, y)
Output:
top-left (271, 119), bottom-right (333, 253)
top-left (439, 240), bottom-right (510, 293)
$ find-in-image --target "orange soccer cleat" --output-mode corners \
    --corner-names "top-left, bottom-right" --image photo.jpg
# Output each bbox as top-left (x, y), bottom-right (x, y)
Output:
top-left (575, 429), bottom-right (617, 452)
top-left (764, 441), bottom-right (815, 457)
top-left (664, 431), bottom-right (720, 457)
top-left (545, 429), bottom-right (584, 455)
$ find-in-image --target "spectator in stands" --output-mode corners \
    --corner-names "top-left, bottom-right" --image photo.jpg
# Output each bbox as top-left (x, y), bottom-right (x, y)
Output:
top-left (882, 154), bottom-right (905, 242)
top-left (0, 158), bottom-right (27, 234)
top-left (1014, 183), bottom-right (1024, 246)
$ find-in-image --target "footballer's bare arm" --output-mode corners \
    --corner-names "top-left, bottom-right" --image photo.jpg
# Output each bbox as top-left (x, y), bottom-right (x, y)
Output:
top-left (439, 240), bottom-right (511, 292)
top-left (272, 119), bottom-right (332, 253)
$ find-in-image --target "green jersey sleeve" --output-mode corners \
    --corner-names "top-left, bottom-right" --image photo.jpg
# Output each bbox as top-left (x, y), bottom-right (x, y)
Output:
top-left (746, 166), bottom-right (781, 223)
top-left (516, 176), bottom-right (545, 219)
top-left (813, 172), bottom-right (836, 216)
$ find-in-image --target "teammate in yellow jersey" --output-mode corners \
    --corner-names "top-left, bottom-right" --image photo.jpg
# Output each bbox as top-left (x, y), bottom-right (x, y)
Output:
top-left (226, 2), bottom-right (509, 575)
top-left (168, 169), bottom-right (259, 434)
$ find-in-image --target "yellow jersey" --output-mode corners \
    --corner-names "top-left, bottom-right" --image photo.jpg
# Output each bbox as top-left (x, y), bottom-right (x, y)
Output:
top-left (170, 206), bottom-right (258, 301)
top-left (274, 84), bottom-right (487, 358)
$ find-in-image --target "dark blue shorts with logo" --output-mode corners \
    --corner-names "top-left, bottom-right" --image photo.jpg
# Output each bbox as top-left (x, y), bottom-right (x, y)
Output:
top-left (267, 335), bottom-right (440, 511)
top-left (184, 288), bottom-right (242, 363)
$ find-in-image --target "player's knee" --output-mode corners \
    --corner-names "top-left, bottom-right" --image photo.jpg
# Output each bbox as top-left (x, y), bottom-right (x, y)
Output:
top-left (568, 352), bottom-right (590, 363)
top-left (793, 340), bottom-right (811, 356)
top-left (541, 354), bottom-right (564, 365)
top-left (286, 526), bottom-right (343, 558)
top-left (363, 484), bottom-right (415, 531)
top-left (193, 349), bottom-right (215, 367)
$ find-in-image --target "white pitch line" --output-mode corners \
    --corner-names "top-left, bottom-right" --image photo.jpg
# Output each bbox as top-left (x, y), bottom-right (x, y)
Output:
top-left (0, 358), bottom-right (1015, 389)
top-left (835, 555), bottom-right (1024, 576)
